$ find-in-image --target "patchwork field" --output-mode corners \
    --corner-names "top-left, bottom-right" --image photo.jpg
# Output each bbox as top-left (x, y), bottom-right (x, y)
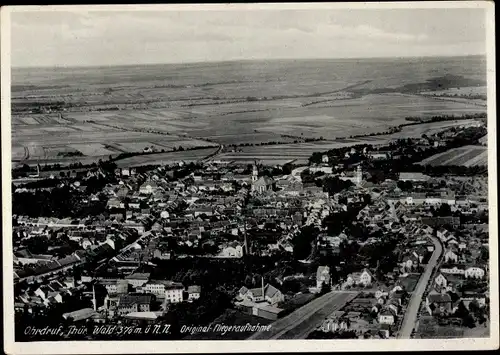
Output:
top-left (114, 148), bottom-right (218, 168)
top-left (11, 57), bottom-right (487, 167)
top-left (215, 120), bottom-right (484, 166)
top-left (419, 145), bottom-right (488, 167)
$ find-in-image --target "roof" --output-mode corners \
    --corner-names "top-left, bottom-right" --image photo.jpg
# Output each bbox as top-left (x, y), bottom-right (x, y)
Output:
top-left (254, 176), bottom-right (274, 186)
top-left (125, 272), bottom-right (150, 280)
top-left (187, 285), bottom-right (201, 294)
top-left (253, 303), bottom-right (284, 314)
top-left (124, 311), bottom-right (159, 320)
top-left (380, 308), bottom-right (397, 317)
top-left (118, 294), bottom-right (153, 307)
top-left (399, 172), bottom-right (430, 181)
top-left (62, 308), bottom-right (96, 322)
top-left (242, 284), bottom-right (281, 299)
top-left (427, 293), bottom-right (452, 304)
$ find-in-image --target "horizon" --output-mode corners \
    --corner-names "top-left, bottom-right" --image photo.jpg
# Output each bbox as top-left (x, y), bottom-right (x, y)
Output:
top-left (11, 54), bottom-right (487, 71)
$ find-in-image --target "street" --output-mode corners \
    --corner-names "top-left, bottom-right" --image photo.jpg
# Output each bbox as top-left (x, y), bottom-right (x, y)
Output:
top-left (398, 235), bottom-right (443, 338)
top-left (247, 291), bottom-right (358, 340)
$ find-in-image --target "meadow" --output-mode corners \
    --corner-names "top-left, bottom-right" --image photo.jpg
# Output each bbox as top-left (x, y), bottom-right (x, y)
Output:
top-left (11, 56), bottom-right (487, 167)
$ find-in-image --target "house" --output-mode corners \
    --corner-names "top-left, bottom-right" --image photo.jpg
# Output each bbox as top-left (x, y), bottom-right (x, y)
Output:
top-left (378, 308), bottom-right (396, 325)
top-left (139, 180), bottom-right (158, 195)
top-left (461, 292), bottom-right (487, 309)
top-left (464, 266), bottom-right (486, 279)
top-left (100, 279), bottom-right (129, 295)
top-left (425, 291), bottom-right (452, 315)
top-left (444, 249), bottom-right (459, 263)
top-left (434, 273), bottom-right (452, 288)
top-left (321, 316), bottom-right (351, 332)
top-left (237, 283), bottom-right (285, 306)
top-left (440, 265), bottom-right (465, 276)
top-left (276, 175), bottom-right (303, 193)
top-left (164, 282), bottom-right (184, 304)
top-left (219, 243), bottom-right (243, 258)
top-left (81, 238), bottom-right (94, 250)
top-left (187, 285), bottom-right (201, 301)
top-left (400, 254), bottom-right (420, 271)
top-left (125, 273), bottom-right (150, 288)
top-left (368, 151), bottom-right (390, 160)
top-left (107, 197), bottom-right (122, 209)
top-left (345, 269), bottom-right (373, 287)
top-left (117, 294), bottom-right (153, 315)
top-left (375, 287), bottom-right (390, 301)
top-left (316, 266), bottom-right (331, 289)
top-left (398, 172), bottom-right (430, 182)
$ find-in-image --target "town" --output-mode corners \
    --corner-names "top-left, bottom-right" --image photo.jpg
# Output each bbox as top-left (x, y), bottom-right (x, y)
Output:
top-left (12, 120), bottom-right (489, 341)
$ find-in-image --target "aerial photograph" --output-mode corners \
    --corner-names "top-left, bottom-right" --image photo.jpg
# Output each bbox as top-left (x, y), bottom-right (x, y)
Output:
top-left (7, 5), bottom-right (492, 344)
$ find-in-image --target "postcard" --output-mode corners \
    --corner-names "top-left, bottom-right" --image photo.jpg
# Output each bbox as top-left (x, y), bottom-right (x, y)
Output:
top-left (1, 2), bottom-right (498, 354)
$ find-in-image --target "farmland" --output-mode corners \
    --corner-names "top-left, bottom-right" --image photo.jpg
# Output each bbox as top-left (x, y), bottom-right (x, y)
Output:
top-left (114, 148), bottom-right (218, 168)
top-left (11, 56), bottom-right (487, 167)
top-left (419, 146), bottom-right (488, 167)
top-left (420, 85), bottom-right (487, 99)
top-left (216, 120), bottom-right (484, 166)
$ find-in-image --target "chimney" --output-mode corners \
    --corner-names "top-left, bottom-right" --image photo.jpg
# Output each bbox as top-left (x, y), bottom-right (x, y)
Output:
top-left (261, 276), bottom-right (265, 298)
top-left (92, 284), bottom-right (97, 311)
top-left (243, 223), bottom-right (248, 255)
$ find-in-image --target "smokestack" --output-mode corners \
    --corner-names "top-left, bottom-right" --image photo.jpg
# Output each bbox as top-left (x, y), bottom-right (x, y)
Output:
top-left (92, 283), bottom-right (97, 311)
top-left (261, 275), bottom-right (265, 298)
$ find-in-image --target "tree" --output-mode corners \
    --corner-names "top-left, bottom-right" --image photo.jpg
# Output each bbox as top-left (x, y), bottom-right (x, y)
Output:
top-left (292, 226), bottom-right (319, 260)
top-left (320, 281), bottom-right (330, 295)
top-left (435, 203), bottom-right (452, 217)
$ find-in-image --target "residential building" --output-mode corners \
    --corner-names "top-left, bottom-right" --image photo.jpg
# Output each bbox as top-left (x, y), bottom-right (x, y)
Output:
top-left (316, 266), bottom-right (331, 289)
top-left (117, 294), bottom-right (153, 316)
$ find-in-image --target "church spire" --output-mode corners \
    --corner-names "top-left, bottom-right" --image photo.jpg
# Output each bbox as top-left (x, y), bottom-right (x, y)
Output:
top-left (252, 162), bottom-right (258, 182)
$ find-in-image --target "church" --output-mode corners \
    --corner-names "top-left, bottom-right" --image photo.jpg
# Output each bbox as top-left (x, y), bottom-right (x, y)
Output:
top-left (339, 165), bottom-right (364, 186)
top-left (251, 164), bottom-right (275, 194)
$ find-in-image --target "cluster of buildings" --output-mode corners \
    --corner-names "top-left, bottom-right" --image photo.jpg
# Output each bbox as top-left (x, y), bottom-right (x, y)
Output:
top-left (12, 129), bottom-right (489, 339)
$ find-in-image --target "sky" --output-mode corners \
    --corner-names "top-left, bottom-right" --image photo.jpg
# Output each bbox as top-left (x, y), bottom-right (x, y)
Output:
top-left (10, 7), bottom-right (488, 67)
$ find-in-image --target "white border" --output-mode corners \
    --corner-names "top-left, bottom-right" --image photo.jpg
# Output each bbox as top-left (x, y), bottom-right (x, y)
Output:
top-left (1, 2), bottom-right (498, 354)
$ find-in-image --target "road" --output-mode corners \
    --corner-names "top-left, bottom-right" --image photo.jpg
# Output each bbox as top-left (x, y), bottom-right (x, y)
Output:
top-left (200, 144), bottom-right (223, 162)
top-left (398, 235), bottom-right (443, 338)
top-left (290, 166), bottom-right (308, 181)
top-left (247, 291), bottom-right (358, 340)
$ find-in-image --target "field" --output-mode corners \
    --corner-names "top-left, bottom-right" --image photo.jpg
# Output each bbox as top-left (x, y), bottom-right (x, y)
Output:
top-left (215, 120), bottom-right (483, 166)
top-left (419, 145), bottom-right (488, 167)
top-left (11, 57), bottom-right (487, 167)
top-left (114, 148), bottom-right (218, 168)
top-left (415, 316), bottom-right (489, 339)
top-left (422, 86), bottom-right (486, 96)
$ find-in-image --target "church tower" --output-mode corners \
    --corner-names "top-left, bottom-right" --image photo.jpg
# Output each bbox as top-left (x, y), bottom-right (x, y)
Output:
top-left (252, 163), bottom-right (258, 182)
top-left (355, 165), bottom-right (363, 186)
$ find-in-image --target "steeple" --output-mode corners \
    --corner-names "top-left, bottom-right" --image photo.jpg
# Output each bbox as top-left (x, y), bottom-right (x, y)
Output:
top-left (356, 165), bottom-right (362, 185)
top-left (252, 163), bottom-right (258, 182)
top-left (243, 222), bottom-right (250, 255)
